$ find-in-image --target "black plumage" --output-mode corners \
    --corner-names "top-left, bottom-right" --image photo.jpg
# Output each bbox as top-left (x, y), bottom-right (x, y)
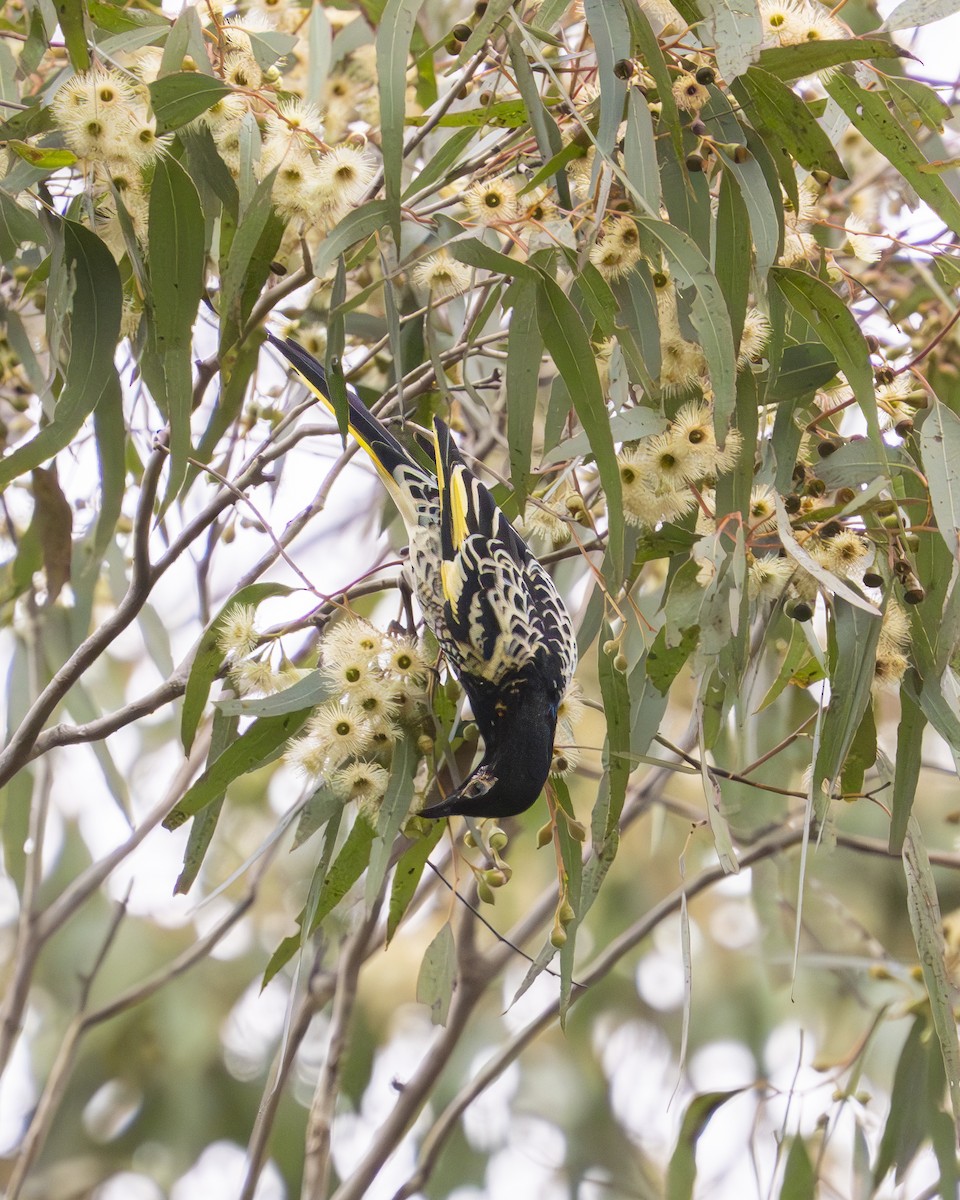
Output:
top-left (268, 334), bottom-right (577, 818)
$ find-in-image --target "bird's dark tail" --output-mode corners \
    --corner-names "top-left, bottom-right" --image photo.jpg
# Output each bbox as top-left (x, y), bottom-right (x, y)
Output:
top-left (267, 333), bottom-right (428, 525)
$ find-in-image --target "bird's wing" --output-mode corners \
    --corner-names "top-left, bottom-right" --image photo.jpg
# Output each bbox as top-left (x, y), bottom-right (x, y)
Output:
top-left (433, 418), bottom-right (577, 690)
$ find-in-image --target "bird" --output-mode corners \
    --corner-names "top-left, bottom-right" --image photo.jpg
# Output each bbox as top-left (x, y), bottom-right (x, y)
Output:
top-left (267, 333), bottom-right (578, 818)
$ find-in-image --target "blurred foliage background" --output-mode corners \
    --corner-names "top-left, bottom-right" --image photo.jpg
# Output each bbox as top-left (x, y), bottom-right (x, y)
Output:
top-left (1, 0), bottom-right (960, 1196)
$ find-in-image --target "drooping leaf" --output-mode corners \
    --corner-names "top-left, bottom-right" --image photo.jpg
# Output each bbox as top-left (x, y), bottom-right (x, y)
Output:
top-left (812, 599), bottom-right (883, 809)
top-left (667, 1090), bottom-right (744, 1200)
top-left (142, 155), bottom-right (206, 504)
top-left (740, 68), bottom-right (846, 179)
top-left (365, 734), bottom-right (417, 907)
top-left (504, 274), bottom-right (541, 507)
top-left (0, 188), bottom-right (47, 261)
top-left (828, 71), bottom-right (960, 239)
top-left (882, 0), bottom-right (960, 31)
top-left (757, 37), bottom-right (903, 82)
top-left (780, 1135), bottom-right (817, 1200)
top-left (387, 822), bottom-right (444, 943)
top-left (535, 272), bottom-right (624, 581)
top-left (772, 266), bottom-right (881, 443)
top-left (263, 815), bottom-right (374, 986)
top-left (416, 920), bottom-right (457, 1026)
top-left (173, 707), bottom-right (237, 895)
top-left (376, 0), bottom-right (425, 234)
top-left (148, 72), bottom-right (233, 133)
top-left (903, 817), bottom-right (960, 1135)
top-left (920, 400), bottom-right (960, 560)
top-left (164, 706), bottom-right (312, 830)
top-left (0, 221), bottom-right (121, 489)
top-left (56, 0), bottom-right (91, 71)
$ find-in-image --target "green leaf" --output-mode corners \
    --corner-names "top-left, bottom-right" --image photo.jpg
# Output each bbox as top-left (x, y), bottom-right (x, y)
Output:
top-left (506, 26), bottom-right (568, 207)
top-left (535, 272), bottom-right (624, 581)
top-left (839, 704), bottom-right (876, 796)
top-left (217, 670), bottom-right (333, 718)
top-left (885, 75), bottom-right (953, 133)
top-left (815, 438), bottom-right (911, 489)
top-left (405, 99), bottom-right (535, 128)
top-left (780, 1136), bottom-right (816, 1200)
top-left (554, 777), bottom-right (584, 1023)
top-left (141, 155), bottom-right (205, 504)
top-left (77, 375), bottom-right (125, 584)
top-left (883, 0), bottom-right (960, 31)
top-left (667, 1091), bottom-right (743, 1200)
top-left (217, 171), bottom-right (284, 360)
top-left (457, 0), bottom-right (513, 59)
top-left (164, 706), bottom-right (312, 830)
top-left (57, 0), bottom-right (91, 71)
top-left (0, 188), bottom-right (47, 261)
top-left (376, 0), bottom-right (425, 234)
top-left (246, 28), bottom-right (297, 70)
top-left (583, 0), bottom-right (629, 158)
top-left (699, 0), bottom-right (762, 79)
top-left (757, 37), bottom-right (903, 82)
top-left (594, 622), bottom-right (631, 846)
top-left (387, 822), bottom-right (444, 943)
top-left (714, 171), bottom-right (751, 350)
top-left (173, 708), bottom-right (237, 895)
top-left (740, 67), bottom-right (847, 178)
top-left (293, 786), bottom-right (342, 849)
top-left (920, 400), bottom-right (960, 560)
top-left (903, 817), bottom-right (960, 1135)
top-left (890, 688), bottom-right (924, 853)
top-left (8, 141), bottom-right (77, 172)
top-left (623, 88), bottom-right (660, 213)
top-left (640, 219), bottom-right (738, 429)
top-left (772, 266), bottom-right (881, 442)
top-left (766, 341), bottom-right (838, 402)
top-left (646, 625), bottom-right (698, 695)
top-left (402, 129), bottom-right (474, 200)
top-left (813, 600), bottom-right (883, 808)
top-left (543, 403), bottom-right (665, 465)
top-left (148, 72), bottom-right (232, 133)
top-left (312, 199), bottom-right (392, 278)
top-left (827, 72), bottom-right (960, 239)
top-left (180, 581), bottom-right (294, 754)
top-left (875, 1013), bottom-right (945, 1185)
top-left (263, 816), bottom-right (374, 986)
top-left (504, 275), bottom-right (541, 506)
top-left (0, 221), bottom-right (121, 490)
top-left (365, 734), bottom-right (417, 907)
top-left (756, 620), bottom-right (825, 711)
top-left (416, 921), bottom-right (457, 1026)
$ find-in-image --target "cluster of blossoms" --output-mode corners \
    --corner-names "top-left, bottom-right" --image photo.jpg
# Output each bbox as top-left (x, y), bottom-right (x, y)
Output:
top-left (50, 67), bottom-right (168, 253)
top-left (618, 402), bottom-right (743, 529)
top-left (695, 476), bottom-right (915, 692)
top-left (283, 618), bottom-right (430, 821)
top-left (589, 215), bottom-right (643, 282)
top-left (217, 611), bottom-right (430, 822)
top-left (814, 369), bottom-right (926, 434)
top-left (217, 602), bottom-right (303, 698)
top-left (758, 0), bottom-right (847, 47)
top-left (47, 7), bottom-right (379, 273)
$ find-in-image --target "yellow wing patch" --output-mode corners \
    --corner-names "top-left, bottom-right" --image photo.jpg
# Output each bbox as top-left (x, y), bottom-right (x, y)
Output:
top-left (448, 467), bottom-right (471, 550)
top-left (441, 559), bottom-right (462, 605)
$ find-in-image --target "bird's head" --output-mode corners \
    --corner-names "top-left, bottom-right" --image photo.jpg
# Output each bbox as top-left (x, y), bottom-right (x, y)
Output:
top-left (420, 681), bottom-right (558, 819)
